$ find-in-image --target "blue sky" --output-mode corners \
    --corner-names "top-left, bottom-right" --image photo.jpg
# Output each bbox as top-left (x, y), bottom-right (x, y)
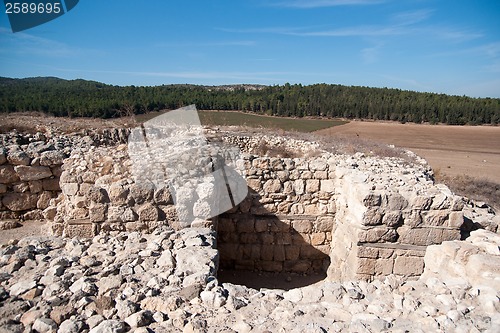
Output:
top-left (1, 0), bottom-right (499, 97)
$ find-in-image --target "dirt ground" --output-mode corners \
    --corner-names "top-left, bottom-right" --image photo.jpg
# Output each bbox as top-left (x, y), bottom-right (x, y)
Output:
top-left (316, 121), bottom-right (500, 184)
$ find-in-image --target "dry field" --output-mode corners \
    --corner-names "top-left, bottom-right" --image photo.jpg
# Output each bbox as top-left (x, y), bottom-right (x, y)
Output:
top-left (317, 121), bottom-right (500, 183)
top-left (317, 121), bottom-right (500, 209)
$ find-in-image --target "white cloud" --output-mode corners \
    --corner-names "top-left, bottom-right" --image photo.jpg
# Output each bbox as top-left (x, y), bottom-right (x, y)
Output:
top-left (271, 0), bottom-right (386, 8)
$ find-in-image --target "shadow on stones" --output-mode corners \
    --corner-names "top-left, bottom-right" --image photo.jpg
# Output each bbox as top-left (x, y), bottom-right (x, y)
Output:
top-left (216, 187), bottom-right (330, 290)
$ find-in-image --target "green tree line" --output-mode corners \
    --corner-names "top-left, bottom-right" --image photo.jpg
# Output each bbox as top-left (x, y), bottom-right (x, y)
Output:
top-left (1, 77), bottom-right (499, 125)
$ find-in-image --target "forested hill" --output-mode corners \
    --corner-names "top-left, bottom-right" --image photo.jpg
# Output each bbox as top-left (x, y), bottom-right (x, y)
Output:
top-left (1, 77), bottom-right (499, 125)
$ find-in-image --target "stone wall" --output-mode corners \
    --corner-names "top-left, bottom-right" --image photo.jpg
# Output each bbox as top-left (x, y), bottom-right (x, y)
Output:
top-left (217, 156), bottom-right (336, 274)
top-left (46, 133), bottom-right (467, 281)
top-left (329, 154), bottom-right (465, 281)
top-left (0, 135), bottom-right (66, 221)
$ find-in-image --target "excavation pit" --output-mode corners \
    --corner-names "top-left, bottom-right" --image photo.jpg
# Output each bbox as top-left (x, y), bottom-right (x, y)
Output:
top-left (216, 207), bottom-right (333, 289)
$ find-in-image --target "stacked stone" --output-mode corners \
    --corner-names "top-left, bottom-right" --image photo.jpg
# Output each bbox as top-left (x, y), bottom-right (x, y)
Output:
top-left (0, 140), bottom-right (66, 221)
top-left (330, 153), bottom-right (465, 281)
top-left (218, 155), bottom-right (337, 274)
top-left (0, 227), bottom-right (219, 333)
top-left (47, 145), bottom-right (187, 237)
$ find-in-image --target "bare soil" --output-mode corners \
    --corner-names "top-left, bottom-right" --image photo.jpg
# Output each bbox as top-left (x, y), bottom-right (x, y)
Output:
top-left (316, 121), bottom-right (500, 184)
top-left (0, 220), bottom-right (47, 246)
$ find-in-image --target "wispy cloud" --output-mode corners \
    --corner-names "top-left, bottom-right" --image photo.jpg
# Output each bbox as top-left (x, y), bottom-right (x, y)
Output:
top-left (270, 0), bottom-right (386, 9)
top-left (361, 42), bottom-right (384, 64)
top-left (392, 9), bottom-right (434, 26)
top-left (156, 40), bottom-right (257, 48)
top-left (0, 27), bottom-right (102, 57)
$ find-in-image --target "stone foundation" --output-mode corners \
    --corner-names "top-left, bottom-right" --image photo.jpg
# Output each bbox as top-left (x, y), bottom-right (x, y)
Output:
top-left (45, 133), bottom-right (466, 281)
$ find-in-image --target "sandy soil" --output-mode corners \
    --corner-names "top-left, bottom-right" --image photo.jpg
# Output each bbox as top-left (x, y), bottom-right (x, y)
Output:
top-left (0, 220), bottom-right (47, 246)
top-left (316, 121), bottom-right (500, 184)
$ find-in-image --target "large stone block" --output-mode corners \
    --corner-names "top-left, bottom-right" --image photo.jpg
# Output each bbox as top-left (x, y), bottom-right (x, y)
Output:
top-left (0, 165), bottom-right (20, 183)
top-left (315, 216), bottom-right (335, 232)
top-left (292, 220), bottom-right (313, 233)
top-left (393, 256), bottom-right (424, 276)
top-left (362, 208), bottom-right (383, 226)
top-left (236, 219), bottom-right (254, 233)
top-left (263, 179), bottom-right (281, 193)
top-left (285, 245), bottom-right (301, 260)
top-left (40, 151), bottom-right (65, 166)
top-left (320, 179), bottom-right (335, 193)
top-left (138, 203), bottom-right (159, 222)
top-left (14, 166), bottom-right (52, 181)
top-left (2, 192), bottom-right (38, 211)
top-left (305, 179), bottom-right (320, 193)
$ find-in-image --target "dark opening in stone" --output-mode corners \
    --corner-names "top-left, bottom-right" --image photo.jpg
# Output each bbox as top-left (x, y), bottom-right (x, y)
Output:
top-left (216, 194), bottom-right (332, 289)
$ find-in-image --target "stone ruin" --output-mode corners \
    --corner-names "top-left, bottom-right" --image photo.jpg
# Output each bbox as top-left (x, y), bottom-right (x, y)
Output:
top-left (2, 126), bottom-right (500, 332)
top-left (34, 129), bottom-right (467, 282)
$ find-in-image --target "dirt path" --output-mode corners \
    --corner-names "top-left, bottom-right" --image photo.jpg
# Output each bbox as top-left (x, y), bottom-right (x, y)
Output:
top-left (316, 121), bottom-right (500, 183)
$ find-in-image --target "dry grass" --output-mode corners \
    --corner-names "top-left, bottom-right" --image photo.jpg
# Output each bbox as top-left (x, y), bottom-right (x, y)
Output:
top-left (434, 169), bottom-right (500, 211)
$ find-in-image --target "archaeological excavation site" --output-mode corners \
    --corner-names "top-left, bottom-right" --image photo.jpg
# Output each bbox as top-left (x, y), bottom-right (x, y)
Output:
top-left (1, 111), bottom-right (499, 332)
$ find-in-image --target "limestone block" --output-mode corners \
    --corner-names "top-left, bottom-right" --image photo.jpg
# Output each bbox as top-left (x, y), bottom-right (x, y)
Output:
top-left (260, 232), bottom-right (274, 244)
top-left (315, 216), bottom-right (335, 232)
top-left (362, 208), bottom-right (383, 226)
top-left (2, 192), bottom-right (38, 211)
top-left (0, 183), bottom-right (7, 194)
top-left (263, 179), bottom-right (282, 193)
top-left (386, 193), bottom-right (409, 210)
top-left (294, 179), bottom-right (305, 194)
top-left (40, 150), bottom-right (65, 166)
top-left (302, 171), bottom-right (313, 179)
top-left (398, 227), bottom-right (444, 246)
top-left (309, 159), bottom-right (327, 171)
top-left (374, 259), bottom-right (394, 275)
top-left (304, 204), bottom-right (318, 215)
top-left (89, 203), bottom-right (107, 222)
top-left (382, 211), bottom-right (403, 228)
top-left (358, 227), bottom-right (397, 243)
top-left (108, 184), bottom-right (129, 205)
top-left (240, 232), bottom-right (258, 244)
top-left (422, 210), bottom-right (449, 226)
top-left (311, 232), bottom-right (326, 245)
top-left (447, 211), bottom-right (464, 228)
top-left (138, 203), bottom-right (159, 222)
top-left (305, 179), bottom-right (320, 193)
top-left (0, 165), bottom-right (20, 183)
top-left (260, 245), bottom-right (274, 261)
top-left (285, 245), bottom-right (301, 260)
top-left (274, 245), bottom-right (286, 261)
top-left (314, 171), bottom-right (328, 179)
top-left (245, 178), bottom-right (261, 192)
top-left (358, 246), bottom-right (379, 259)
top-left (277, 201), bottom-right (291, 214)
top-left (275, 232), bottom-right (292, 245)
top-left (61, 183), bottom-right (79, 196)
top-left (291, 232), bottom-right (309, 245)
top-left (60, 170), bottom-right (79, 184)
top-left (87, 186), bottom-right (108, 203)
top-left (28, 180), bottom-right (43, 193)
top-left (357, 258), bottom-right (376, 275)
top-left (292, 220), bottom-right (313, 233)
top-left (431, 193), bottom-right (452, 210)
top-left (37, 191), bottom-right (53, 210)
top-left (393, 256), bottom-right (424, 276)
top-left (42, 178), bottom-right (60, 191)
top-left (7, 150), bottom-right (30, 165)
top-left (14, 165), bottom-right (52, 181)
top-left (402, 210), bottom-right (422, 228)
top-left (410, 195), bottom-right (432, 210)
top-left (290, 203), bottom-right (305, 214)
top-left (13, 182), bottom-right (30, 193)
top-left (363, 193), bottom-right (381, 207)
top-left (320, 179), bottom-right (335, 193)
